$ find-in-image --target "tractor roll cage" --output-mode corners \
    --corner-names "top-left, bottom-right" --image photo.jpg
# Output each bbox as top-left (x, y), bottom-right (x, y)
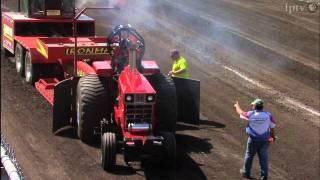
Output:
top-left (107, 24), bottom-right (146, 73)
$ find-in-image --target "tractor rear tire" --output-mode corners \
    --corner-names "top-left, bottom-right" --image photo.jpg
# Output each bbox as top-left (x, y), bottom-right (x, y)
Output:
top-left (146, 73), bottom-right (177, 133)
top-left (15, 44), bottom-right (25, 76)
top-left (25, 51), bottom-right (39, 84)
top-left (101, 132), bottom-right (117, 171)
top-left (162, 132), bottom-right (177, 165)
top-left (77, 75), bottom-right (109, 143)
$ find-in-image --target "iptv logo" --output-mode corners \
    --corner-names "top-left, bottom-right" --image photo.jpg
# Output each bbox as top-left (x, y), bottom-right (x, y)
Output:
top-left (285, 3), bottom-right (319, 14)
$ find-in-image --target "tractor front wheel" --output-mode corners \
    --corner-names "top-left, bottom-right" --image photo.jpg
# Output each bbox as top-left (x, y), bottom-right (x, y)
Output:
top-left (101, 132), bottom-right (117, 171)
top-left (162, 132), bottom-right (177, 165)
top-left (15, 44), bottom-right (25, 76)
top-left (76, 75), bottom-right (109, 143)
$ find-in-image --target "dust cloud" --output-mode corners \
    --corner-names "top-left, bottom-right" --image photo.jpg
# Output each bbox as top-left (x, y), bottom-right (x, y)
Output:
top-left (76, 0), bottom-right (157, 34)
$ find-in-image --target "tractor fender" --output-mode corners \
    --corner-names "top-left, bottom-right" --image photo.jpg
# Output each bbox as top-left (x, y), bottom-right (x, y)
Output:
top-left (172, 77), bottom-right (200, 125)
top-left (52, 77), bottom-right (79, 134)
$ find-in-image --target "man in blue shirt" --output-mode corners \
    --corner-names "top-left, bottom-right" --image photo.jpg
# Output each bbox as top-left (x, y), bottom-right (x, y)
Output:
top-left (234, 98), bottom-right (276, 180)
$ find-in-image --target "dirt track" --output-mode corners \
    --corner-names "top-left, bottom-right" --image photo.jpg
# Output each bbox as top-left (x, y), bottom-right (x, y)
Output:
top-left (1, 0), bottom-right (319, 179)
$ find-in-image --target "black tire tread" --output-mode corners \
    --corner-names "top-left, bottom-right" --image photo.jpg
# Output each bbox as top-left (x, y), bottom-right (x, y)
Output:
top-left (162, 132), bottom-right (177, 165)
top-left (77, 75), bottom-right (109, 143)
top-left (101, 132), bottom-right (116, 171)
top-left (146, 73), bottom-right (177, 133)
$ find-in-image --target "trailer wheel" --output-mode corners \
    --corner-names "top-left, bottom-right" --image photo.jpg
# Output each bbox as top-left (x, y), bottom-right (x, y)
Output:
top-left (101, 132), bottom-right (117, 171)
top-left (77, 75), bottom-right (109, 143)
top-left (15, 44), bottom-right (25, 76)
top-left (25, 51), bottom-right (38, 84)
top-left (146, 73), bottom-right (177, 133)
top-left (161, 132), bottom-right (176, 165)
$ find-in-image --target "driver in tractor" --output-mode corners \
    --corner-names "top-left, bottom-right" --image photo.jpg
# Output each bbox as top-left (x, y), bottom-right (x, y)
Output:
top-left (115, 29), bottom-right (130, 73)
top-left (111, 24), bottom-right (144, 74)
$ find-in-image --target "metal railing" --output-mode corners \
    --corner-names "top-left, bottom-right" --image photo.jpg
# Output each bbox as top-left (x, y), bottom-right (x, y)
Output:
top-left (1, 133), bottom-right (24, 180)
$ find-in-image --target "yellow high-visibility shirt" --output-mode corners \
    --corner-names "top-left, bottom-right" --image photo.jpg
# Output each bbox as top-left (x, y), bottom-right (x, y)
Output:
top-left (172, 56), bottom-right (189, 79)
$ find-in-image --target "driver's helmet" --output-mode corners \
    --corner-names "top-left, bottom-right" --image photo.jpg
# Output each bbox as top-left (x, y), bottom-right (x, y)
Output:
top-left (110, 24), bottom-right (132, 43)
top-left (120, 30), bottom-right (129, 40)
top-left (114, 24), bottom-right (132, 33)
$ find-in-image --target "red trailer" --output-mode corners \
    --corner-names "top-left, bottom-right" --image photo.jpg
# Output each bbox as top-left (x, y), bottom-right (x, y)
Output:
top-left (2, 0), bottom-right (200, 171)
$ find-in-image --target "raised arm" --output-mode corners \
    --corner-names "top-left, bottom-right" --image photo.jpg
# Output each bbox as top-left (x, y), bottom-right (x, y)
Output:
top-left (234, 101), bottom-right (245, 115)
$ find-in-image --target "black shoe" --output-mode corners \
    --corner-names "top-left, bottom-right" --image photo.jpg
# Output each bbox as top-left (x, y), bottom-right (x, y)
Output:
top-left (240, 169), bottom-right (252, 179)
top-left (260, 176), bottom-right (267, 180)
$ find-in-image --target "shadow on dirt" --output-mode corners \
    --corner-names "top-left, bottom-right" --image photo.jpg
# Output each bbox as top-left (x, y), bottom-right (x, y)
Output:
top-left (200, 119), bottom-right (226, 128)
top-left (58, 131), bottom-right (213, 178)
top-left (176, 119), bottom-right (226, 131)
top-left (176, 123), bottom-right (199, 131)
top-left (142, 134), bottom-right (212, 180)
top-left (110, 165), bottom-right (137, 176)
top-left (54, 126), bottom-right (78, 139)
top-left (176, 134), bottom-right (213, 154)
top-left (53, 121), bottom-right (213, 178)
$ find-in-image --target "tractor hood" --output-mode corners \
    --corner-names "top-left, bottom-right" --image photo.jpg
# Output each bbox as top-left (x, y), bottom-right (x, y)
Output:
top-left (118, 67), bottom-right (155, 94)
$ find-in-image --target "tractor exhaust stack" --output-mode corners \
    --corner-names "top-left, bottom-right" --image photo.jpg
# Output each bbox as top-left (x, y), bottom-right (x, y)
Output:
top-left (128, 43), bottom-right (137, 73)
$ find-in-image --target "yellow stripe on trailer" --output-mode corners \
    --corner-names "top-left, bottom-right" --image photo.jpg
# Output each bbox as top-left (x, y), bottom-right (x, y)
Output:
top-left (3, 24), bottom-right (13, 42)
top-left (36, 39), bottom-right (48, 59)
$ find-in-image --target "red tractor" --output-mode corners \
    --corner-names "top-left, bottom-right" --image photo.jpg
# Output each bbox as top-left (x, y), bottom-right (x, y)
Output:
top-left (2, 0), bottom-right (200, 171)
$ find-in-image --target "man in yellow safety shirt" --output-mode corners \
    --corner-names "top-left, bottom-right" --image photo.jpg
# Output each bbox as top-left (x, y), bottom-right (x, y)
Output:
top-left (168, 49), bottom-right (190, 79)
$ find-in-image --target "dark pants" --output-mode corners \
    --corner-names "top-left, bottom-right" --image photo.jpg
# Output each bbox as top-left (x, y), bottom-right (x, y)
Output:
top-left (243, 137), bottom-right (269, 178)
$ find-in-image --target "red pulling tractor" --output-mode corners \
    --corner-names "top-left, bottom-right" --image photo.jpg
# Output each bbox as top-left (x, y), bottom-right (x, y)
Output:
top-left (2, 0), bottom-right (200, 171)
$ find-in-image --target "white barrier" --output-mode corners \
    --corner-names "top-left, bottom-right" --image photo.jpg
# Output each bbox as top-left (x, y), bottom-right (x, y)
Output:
top-left (1, 146), bottom-right (21, 180)
top-left (1, 134), bottom-right (24, 180)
